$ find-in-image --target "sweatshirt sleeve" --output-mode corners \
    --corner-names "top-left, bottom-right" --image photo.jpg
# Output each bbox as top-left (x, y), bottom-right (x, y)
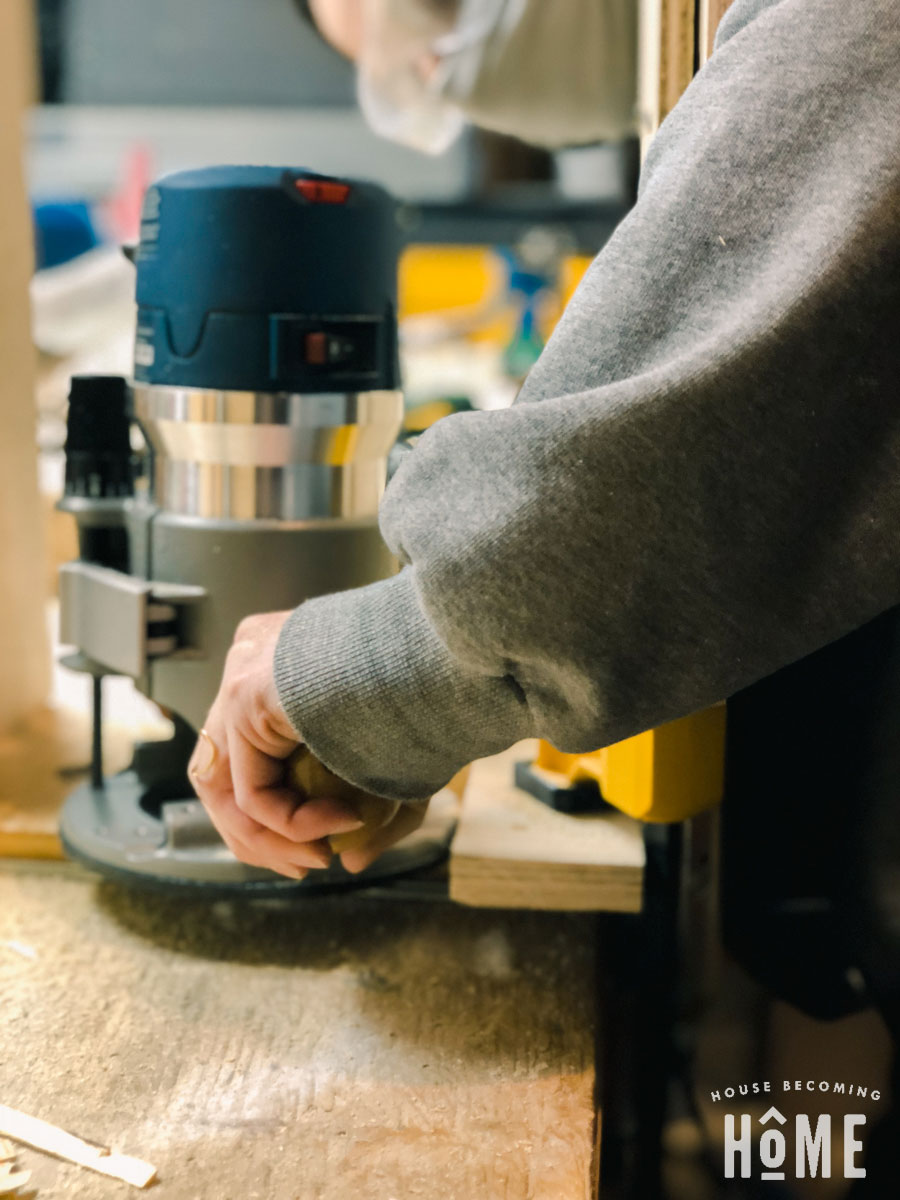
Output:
top-left (275, 0), bottom-right (900, 803)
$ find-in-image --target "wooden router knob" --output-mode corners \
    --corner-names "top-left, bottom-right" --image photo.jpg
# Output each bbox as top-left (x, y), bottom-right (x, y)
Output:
top-left (286, 745), bottom-right (401, 853)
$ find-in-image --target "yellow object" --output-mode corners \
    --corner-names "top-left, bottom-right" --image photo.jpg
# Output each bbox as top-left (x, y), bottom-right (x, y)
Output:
top-left (533, 704), bottom-right (726, 822)
top-left (559, 254), bottom-right (594, 310)
top-left (399, 245), bottom-right (501, 318)
top-left (286, 745), bottom-right (400, 853)
top-left (403, 398), bottom-right (460, 433)
top-left (323, 424), bottom-right (360, 467)
top-left (398, 245), bottom-right (596, 348)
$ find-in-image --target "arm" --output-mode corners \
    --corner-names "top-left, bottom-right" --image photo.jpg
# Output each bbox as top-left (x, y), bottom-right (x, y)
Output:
top-left (275, 0), bottom-right (900, 801)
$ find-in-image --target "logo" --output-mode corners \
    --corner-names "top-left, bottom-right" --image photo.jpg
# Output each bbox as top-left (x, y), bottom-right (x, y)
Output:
top-left (709, 1080), bottom-right (881, 1181)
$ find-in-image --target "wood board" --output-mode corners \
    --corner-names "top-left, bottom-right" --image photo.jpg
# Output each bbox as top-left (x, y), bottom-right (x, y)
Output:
top-left (450, 741), bottom-right (645, 913)
top-left (0, 869), bottom-right (600, 1199)
top-left (0, 0), bottom-right (50, 729)
top-left (0, 705), bottom-right (139, 860)
top-left (638, 0), bottom-right (736, 152)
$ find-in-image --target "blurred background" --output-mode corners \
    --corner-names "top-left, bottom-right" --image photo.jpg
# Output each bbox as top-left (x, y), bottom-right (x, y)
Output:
top-left (29, 0), bottom-right (635, 436)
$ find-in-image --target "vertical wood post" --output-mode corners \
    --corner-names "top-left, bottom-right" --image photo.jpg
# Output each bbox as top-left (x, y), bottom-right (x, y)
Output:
top-left (0, 0), bottom-right (50, 729)
top-left (638, 0), bottom-right (737, 152)
top-left (637, 0), bottom-right (695, 154)
top-left (699, 0), bottom-right (736, 65)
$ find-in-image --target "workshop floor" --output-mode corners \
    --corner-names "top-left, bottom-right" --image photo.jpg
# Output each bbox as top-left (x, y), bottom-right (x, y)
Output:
top-left (1, 862), bottom-right (599, 1199)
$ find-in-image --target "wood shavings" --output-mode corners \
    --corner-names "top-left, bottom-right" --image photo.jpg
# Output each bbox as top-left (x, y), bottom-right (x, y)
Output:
top-left (0, 1105), bottom-right (156, 1189)
top-left (0, 941), bottom-right (37, 961)
top-left (0, 1139), bottom-right (31, 1196)
top-left (0, 1166), bottom-right (32, 1196)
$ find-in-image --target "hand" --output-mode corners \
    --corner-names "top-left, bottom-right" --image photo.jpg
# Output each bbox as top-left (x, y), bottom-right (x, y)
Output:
top-left (285, 744), bottom-right (428, 875)
top-left (188, 611), bottom-right (426, 878)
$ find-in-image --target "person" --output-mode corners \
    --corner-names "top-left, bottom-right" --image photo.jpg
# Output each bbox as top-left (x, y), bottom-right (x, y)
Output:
top-left (188, 0), bottom-right (900, 888)
top-left (295, 0), bottom-right (637, 155)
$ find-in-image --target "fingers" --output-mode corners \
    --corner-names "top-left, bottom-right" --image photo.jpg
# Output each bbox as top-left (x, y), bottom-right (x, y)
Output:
top-left (191, 716), bottom-right (428, 878)
top-left (189, 715), bottom-right (328, 878)
top-left (195, 767), bottom-right (335, 876)
top-left (222, 806), bottom-right (336, 873)
top-left (190, 706), bottom-right (372, 879)
top-left (339, 801), bottom-right (428, 875)
top-left (227, 727), bottom-right (365, 843)
top-left (188, 703), bottom-right (230, 786)
top-left (210, 822), bottom-right (310, 880)
top-left (186, 604), bottom-right (417, 882)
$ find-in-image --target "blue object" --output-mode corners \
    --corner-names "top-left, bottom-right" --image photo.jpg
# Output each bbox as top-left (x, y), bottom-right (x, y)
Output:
top-left (499, 246), bottom-right (550, 381)
top-left (134, 165), bottom-right (400, 393)
top-left (33, 201), bottom-right (100, 270)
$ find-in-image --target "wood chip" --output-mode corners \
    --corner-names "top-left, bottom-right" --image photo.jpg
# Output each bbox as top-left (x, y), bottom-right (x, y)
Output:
top-left (0, 1142), bottom-right (15, 1163)
top-left (0, 1105), bottom-right (156, 1189)
top-left (0, 1165), bottom-right (32, 1195)
top-left (0, 941), bottom-right (37, 961)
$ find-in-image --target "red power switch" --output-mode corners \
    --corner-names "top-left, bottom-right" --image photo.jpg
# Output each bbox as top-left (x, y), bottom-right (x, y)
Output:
top-left (295, 179), bottom-right (351, 205)
top-left (304, 332), bottom-right (328, 365)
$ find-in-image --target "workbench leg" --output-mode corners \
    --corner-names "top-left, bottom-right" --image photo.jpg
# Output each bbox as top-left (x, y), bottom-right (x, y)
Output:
top-left (598, 826), bottom-right (683, 1199)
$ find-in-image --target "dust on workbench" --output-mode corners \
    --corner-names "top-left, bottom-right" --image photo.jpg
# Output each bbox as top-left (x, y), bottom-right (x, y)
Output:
top-left (0, 867), bottom-right (600, 1200)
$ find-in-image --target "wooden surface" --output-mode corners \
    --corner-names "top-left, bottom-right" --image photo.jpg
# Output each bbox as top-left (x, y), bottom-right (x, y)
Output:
top-left (450, 742), bottom-right (645, 913)
top-left (0, 704), bottom-right (137, 860)
top-left (0, 0), bottom-right (50, 730)
top-left (0, 867), bottom-right (600, 1199)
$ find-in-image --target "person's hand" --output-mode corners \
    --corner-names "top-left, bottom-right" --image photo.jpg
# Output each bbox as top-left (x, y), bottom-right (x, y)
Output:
top-left (285, 744), bottom-right (428, 875)
top-left (188, 611), bottom-right (426, 878)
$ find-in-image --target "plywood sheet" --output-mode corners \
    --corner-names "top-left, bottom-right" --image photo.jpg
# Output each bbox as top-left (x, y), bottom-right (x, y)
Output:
top-left (450, 742), bottom-right (645, 913)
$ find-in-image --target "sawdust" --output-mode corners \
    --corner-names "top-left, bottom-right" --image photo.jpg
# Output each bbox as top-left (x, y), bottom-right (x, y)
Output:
top-left (0, 867), bottom-right (598, 1199)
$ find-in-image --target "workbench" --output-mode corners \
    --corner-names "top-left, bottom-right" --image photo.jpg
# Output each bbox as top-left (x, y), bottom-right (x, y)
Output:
top-left (1, 860), bottom-right (602, 1199)
top-left (0, 679), bottom-right (657, 1200)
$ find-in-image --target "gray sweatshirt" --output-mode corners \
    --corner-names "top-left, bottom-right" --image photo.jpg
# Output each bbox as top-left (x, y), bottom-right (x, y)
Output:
top-left (275, 0), bottom-right (900, 804)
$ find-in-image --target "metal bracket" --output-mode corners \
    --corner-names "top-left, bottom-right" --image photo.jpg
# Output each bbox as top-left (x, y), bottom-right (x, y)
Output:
top-left (59, 562), bottom-right (206, 679)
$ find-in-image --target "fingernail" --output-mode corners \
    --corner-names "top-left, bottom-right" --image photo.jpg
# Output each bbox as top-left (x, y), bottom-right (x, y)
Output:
top-left (331, 817), bottom-right (366, 834)
top-left (294, 867), bottom-right (309, 881)
top-left (189, 729), bottom-right (218, 779)
top-left (309, 847), bottom-right (333, 869)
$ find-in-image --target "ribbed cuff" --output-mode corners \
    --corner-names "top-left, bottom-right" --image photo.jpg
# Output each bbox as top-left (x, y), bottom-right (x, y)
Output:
top-left (273, 569), bottom-right (533, 802)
